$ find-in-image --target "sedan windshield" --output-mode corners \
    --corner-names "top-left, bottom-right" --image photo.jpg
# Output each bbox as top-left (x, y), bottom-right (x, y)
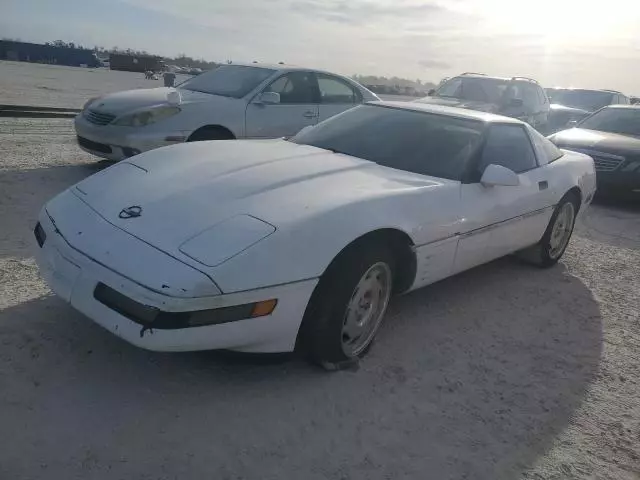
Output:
top-left (547, 89), bottom-right (614, 111)
top-left (579, 108), bottom-right (640, 137)
top-left (435, 77), bottom-right (510, 104)
top-left (291, 105), bottom-right (485, 180)
top-left (179, 65), bottom-right (275, 98)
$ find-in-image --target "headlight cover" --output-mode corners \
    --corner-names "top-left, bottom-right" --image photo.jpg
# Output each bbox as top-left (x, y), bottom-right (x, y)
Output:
top-left (113, 106), bottom-right (181, 127)
top-left (83, 96), bottom-right (101, 110)
top-left (179, 215), bottom-right (276, 267)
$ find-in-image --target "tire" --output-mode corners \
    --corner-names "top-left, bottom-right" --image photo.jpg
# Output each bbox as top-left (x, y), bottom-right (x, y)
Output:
top-left (297, 244), bottom-right (395, 370)
top-left (519, 192), bottom-right (579, 268)
top-left (187, 126), bottom-right (234, 142)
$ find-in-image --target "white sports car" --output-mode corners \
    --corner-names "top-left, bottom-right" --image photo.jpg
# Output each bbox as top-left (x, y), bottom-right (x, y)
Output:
top-left (35, 102), bottom-right (596, 368)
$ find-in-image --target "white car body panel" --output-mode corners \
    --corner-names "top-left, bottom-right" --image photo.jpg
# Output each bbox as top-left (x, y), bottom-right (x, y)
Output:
top-left (74, 64), bottom-right (378, 161)
top-left (40, 103), bottom-right (596, 353)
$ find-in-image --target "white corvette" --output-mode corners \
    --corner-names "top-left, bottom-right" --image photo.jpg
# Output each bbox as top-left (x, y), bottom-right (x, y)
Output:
top-left (35, 102), bottom-right (596, 367)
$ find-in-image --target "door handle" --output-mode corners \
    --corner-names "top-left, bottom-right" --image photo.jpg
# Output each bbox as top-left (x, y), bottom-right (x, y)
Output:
top-left (538, 180), bottom-right (548, 190)
top-left (303, 111), bottom-right (317, 118)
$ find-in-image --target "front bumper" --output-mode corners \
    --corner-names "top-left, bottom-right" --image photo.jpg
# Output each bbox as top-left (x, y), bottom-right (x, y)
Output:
top-left (596, 171), bottom-right (640, 194)
top-left (74, 114), bottom-right (189, 161)
top-left (34, 209), bottom-right (317, 353)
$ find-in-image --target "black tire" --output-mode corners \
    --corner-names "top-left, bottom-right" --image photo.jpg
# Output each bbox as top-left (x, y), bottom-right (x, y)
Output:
top-left (187, 126), bottom-right (234, 142)
top-left (297, 243), bottom-right (395, 370)
top-left (518, 192), bottom-right (580, 268)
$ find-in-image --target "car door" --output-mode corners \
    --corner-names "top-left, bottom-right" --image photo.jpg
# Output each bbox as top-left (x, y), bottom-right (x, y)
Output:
top-left (316, 73), bottom-right (362, 122)
top-left (453, 123), bottom-right (554, 273)
top-left (245, 71), bottom-right (320, 138)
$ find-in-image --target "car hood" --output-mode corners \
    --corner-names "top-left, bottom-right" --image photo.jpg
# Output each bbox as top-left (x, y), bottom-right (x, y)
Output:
top-left (71, 140), bottom-right (444, 262)
top-left (87, 87), bottom-right (221, 115)
top-left (414, 96), bottom-right (499, 113)
top-left (550, 128), bottom-right (640, 155)
top-left (549, 104), bottom-right (591, 116)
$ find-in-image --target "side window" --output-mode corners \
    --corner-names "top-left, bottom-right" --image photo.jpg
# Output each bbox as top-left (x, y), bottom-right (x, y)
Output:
top-left (619, 94), bottom-right (629, 105)
top-left (478, 124), bottom-right (538, 175)
top-left (437, 77), bottom-right (463, 97)
top-left (537, 87), bottom-right (548, 105)
top-left (263, 72), bottom-right (319, 104)
top-left (522, 84), bottom-right (539, 110)
top-left (317, 74), bottom-right (361, 104)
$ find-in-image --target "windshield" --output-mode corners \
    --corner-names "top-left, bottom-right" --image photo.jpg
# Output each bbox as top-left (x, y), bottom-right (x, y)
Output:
top-left (435, 76), bottom-right (511, 104)
top-left (179, 65), bottom-right (275, 98)
top-left (291, 105), bottom-right (485, 180)
top-left (579, 108), bottom-right (640, 136)
top-left (547, 89), bottom-right (613, 111)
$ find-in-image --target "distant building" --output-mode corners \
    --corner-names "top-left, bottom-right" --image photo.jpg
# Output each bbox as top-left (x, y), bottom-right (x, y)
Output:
top-left (0, 40), bottom-right (101, 67)
top-left (109, 53), bottom-right (164, 73)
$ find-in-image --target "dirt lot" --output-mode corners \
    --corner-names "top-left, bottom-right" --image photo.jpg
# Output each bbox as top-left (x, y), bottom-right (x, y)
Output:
top-left (1, 63), bottom-right (639, 480)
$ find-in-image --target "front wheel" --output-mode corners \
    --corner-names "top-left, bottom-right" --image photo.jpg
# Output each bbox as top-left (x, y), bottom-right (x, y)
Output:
top-left (519, 193), bottom-right (579, 267)
top-left (297, 245), bottom-right (395, 369)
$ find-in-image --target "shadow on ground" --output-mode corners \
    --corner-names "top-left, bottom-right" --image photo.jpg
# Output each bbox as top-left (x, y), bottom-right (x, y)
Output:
top-left (0, 258), bottom-right (602, 479)
top-left (0, 163), bottom-right (109, 258)
top-left (576, 195), bottom-right (640, 251)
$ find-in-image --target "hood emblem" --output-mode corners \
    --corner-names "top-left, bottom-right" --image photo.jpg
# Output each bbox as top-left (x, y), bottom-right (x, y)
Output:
top-left (119, 205), bottom-right (142, 219)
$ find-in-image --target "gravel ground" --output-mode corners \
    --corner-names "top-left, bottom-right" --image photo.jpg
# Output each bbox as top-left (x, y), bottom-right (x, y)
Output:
top-left (1, 63), bottom-right (639, 479)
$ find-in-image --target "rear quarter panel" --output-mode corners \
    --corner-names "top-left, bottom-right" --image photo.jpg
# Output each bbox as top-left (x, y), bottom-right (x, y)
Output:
top-left (547, 150), bottom-right (597, 208)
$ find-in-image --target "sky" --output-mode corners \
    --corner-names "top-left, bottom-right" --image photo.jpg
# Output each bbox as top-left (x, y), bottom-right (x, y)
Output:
top-left (3, 0), bottom-right (640, 94)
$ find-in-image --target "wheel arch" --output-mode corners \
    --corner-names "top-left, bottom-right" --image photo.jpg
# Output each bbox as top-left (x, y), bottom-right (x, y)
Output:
top-left (564, 185), bottom-right (582, 211)
top-left (320, 228), bottom-right (417, 295)
top-left (188, 124), bottom-right (236, 141)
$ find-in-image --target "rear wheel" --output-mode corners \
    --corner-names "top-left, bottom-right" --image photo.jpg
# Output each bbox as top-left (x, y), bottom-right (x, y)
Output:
top-left (519, 193), bottom-right (579, 267)
top-left (298, 244), bottom-right (395, 369)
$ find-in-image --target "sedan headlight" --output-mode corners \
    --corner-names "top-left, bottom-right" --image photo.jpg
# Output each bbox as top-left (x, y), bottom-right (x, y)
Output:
top-left (113, 106), bottom-right (181, 127)
top-left (82, 96), bottom-right (101, 110)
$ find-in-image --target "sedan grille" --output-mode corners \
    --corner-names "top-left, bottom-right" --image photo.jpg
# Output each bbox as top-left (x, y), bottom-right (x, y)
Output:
top-left (84, 109), bottom-right (116, 126)
top-left (591, 155), bottom-right (625, 172)
top-left (567, 148), bottom-right (625, 172)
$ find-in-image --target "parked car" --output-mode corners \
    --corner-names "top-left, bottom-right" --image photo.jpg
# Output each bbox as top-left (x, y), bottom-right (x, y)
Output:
top-left (74, 63), bottom-right (379, 161)
top-left (416, 72), bottom-right (550, 131)
top-left (38, 102), bottom-right (596, 367)
top-left (548, 105), bottom-right (640, 196)
top-left (545, 88), bottom-right (630, 133)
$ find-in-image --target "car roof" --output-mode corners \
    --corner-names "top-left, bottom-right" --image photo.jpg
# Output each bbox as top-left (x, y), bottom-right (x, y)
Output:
top-left (546, 87), bottom-right (621, 94)
top-left (367, 101), bottom-right (524, 124)
top-left (222, 62), bottom-right (350, 77)
top-left (601, 104), bottom-right (640, 110)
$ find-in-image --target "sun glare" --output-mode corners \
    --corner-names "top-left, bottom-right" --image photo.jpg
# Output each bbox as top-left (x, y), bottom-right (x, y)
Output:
top-left (461, 0), bottom-right (631, 47)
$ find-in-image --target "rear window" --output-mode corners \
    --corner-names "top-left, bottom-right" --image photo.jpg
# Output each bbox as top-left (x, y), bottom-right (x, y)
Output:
top-left (291, 105), bottom-right (485, 181)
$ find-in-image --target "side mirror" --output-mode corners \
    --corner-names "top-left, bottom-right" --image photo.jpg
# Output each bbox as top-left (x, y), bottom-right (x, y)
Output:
top-left (427, 89), bottom-right (435, 96)
top-left (256, 91), bottom-right (280, 105)
top-left (480, 164), bottom-right (520, 187)
top-left (508, 98), bottom-right (523, 107)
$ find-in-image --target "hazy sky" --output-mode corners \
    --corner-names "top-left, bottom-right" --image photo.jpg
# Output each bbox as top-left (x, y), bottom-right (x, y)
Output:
top-left (3, 0), bottom-right (640, 93)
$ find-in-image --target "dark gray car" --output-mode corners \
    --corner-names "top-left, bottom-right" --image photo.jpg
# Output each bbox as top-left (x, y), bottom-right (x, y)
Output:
top-left (545, 88), bottom-right (630, 133)
top-left (548, 105), bottom-right (640, 196)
